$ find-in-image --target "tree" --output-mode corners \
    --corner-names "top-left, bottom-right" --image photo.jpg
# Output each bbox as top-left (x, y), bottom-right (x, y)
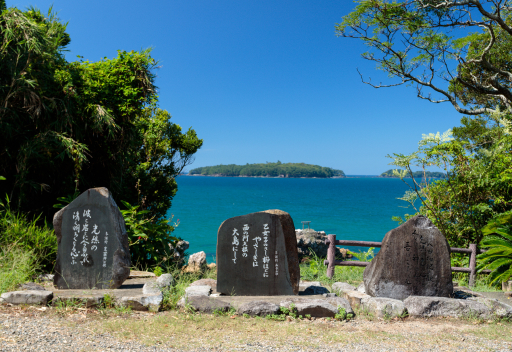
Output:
top-left (337, 0), bottom-right (512, 116)
top-left (0, 5), bottom-right (202, 223)
top-left (339, 1), bottom-right (512, 248)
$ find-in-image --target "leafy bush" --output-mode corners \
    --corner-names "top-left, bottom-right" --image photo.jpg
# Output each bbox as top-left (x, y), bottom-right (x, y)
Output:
top-left (477, 211), bottom-right (512, 286)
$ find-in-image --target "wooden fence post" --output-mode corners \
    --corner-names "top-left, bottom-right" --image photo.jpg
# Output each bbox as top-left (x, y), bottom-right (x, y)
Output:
top-left (326, 234), bottom-right (336, 279)
top-left (469, 243), bottom-right (477, 287)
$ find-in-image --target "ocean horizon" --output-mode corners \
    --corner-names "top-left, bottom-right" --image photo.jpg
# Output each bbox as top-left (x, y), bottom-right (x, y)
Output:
top-left (169, 176), bottom-right (416, 262)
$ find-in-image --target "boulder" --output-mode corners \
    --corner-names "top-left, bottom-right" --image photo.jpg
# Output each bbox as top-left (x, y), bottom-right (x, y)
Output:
top-left (466, 297), bottom-right (512, 319)
top-left (237, 301), bottom-right (281, 317)
top-left (53, 187), bottom-right (130, 289)
top-left (0, 290), bottom-right (53, 305)
top-left (183, 251), bottom-right (207, 273)
top-left (404, 296), bottom-right (495, 319)
top-left (361, 297), bottom-right (407, 318)
top-left (331, 282), bottom-right (356, 294)
top-left (178, 296), bottom-right (231, 313)
top-left (295, 229), bottom-right (352, 261)
top-left (280, 299), bottom-right (338, 318)
top-left (119, 293), bottom-right (162, 312)
top-left (364, 215), bottom-right (453, 300)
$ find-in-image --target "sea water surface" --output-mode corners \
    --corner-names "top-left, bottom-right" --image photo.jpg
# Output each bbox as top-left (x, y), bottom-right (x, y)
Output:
top-left (168, 176), bottom-right (415, 261)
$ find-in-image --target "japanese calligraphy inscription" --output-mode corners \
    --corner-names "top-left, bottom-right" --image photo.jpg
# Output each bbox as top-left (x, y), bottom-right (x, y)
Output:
top-left (363, 215), bottom-right (453, 300)
top-left (217, 210), bottom-right (300, 296)
top-left (53, 188), bottom-right (130, 289)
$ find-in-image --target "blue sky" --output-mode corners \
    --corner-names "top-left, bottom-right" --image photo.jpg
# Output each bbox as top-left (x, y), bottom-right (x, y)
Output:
top-left (11, 0), bottom-right (462, 175)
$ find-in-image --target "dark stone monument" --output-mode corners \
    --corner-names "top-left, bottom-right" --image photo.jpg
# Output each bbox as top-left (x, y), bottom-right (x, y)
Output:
top-left (363, 215), bottom-right (453, 300)
top-left (217, 209), bottom-right (300, 296)
top-left (53, 188), bottom-right (130, 289)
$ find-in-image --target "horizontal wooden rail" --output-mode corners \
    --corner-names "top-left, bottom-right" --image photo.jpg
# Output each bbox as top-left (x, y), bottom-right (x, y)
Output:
top-left (325, 234), bottom-right (490, 287)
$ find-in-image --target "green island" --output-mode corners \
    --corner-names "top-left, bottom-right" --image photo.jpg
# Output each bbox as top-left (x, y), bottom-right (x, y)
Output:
top-left (380, 169), bottom-right (447, 179)
top-left (189, 162), bottom-right (345, 178)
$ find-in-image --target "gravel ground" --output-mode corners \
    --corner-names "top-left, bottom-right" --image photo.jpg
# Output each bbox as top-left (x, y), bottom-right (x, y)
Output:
top-left (1, 310), bottom-right (512, 352)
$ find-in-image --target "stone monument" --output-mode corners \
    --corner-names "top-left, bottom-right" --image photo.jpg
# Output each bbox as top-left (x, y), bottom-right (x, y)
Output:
top-left (217, 209), bottom-right (300, 296)
top-left (363, 215), bottom-right (453, 300)
top-left (53, 188), bottom-right (130, 289)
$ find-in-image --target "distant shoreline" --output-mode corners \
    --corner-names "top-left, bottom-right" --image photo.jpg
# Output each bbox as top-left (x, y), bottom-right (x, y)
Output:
top-left (181, 174), bottom-right (346, 179)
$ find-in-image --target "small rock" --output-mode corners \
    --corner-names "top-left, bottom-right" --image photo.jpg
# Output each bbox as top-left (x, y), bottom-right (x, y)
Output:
top-left (178, 296), bottom-right (231, 313)
top-left (19, 282), bottom-right (45, 291)
top-left (183, 251), bottom-right (207, 273)
top-left (237, 301), bottom-right (280, 317)
top-left (341, 290), bottom-right (371, 308)
top-left (361, 297), bottom-right (407, 318)
top-left (37, 274), bottom-right (54, 282)
top-left (190, 279), bottom-right (217, 293)
top-left (207, 263), bottom-right (217, 270)
top-left (129, 271), bottom-right (156, 279)
top-left (156, 273), bottom-right (174, 288)
top-left (356, 283), bottom-right (366, 293)
top-left (119, 293), bottom-right (162, 312)
top-left (331, 282), bottom-right (356, 294)
top-left (323, 293), bottom-right (337, 298)
top-left (304, 286), bottom-right (330, 295)
top-left (184, 285), bottom-right (211, 298)
top-left (280, 299), bottom-right (338, 318)
top-left (1, 290), bottom-right (53, 305)
top-left (142, 281), bottom-right (161, 295)
top-left (325, 297), bottom-right (355, 316)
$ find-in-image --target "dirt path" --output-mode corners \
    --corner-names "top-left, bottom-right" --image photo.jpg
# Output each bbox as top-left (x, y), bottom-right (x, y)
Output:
top-left (1, 305), bottom-right (511, 351)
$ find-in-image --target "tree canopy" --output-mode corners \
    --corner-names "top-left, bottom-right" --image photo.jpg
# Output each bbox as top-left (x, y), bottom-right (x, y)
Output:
top-left (189, 162), bottom-right (345, 178)
top-left (338, 0), bottom-right (512, 116)
top-left (0, 4), bottom-right (202, 222)
top-left (340, 1), bottom-right (512, 250)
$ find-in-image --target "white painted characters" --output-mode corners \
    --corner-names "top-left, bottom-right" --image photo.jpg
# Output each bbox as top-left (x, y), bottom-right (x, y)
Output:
top-left (252, 236), bottom-right (261, 267)
top-left (80, 209), bottom-right (91, 265)
top-left (262, 223), bottom-right (270, 277)
top-left (242, 224), bottom-right (249, 257)
top-left (232, 228), bottom-right (240, 264)
top-left (70, 211), bottom-right (80, 265)
top-left (275, 250), bottom-right (279, 276)
top-left (91, 224), bottom-right (100, 251)
top-left (103, 231), bottom-right (109, 267)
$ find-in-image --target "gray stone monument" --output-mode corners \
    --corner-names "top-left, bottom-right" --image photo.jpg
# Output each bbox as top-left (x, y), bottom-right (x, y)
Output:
top-left (217, 209), bottom-right (300, 296)
top-left (53, 188), bottom-right (130, 289)
top-left (363, 215), bottom-right (453, 300)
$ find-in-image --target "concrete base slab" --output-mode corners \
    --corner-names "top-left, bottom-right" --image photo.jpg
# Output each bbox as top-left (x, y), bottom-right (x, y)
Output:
top-left (52, 277), bottom-right (153, 307)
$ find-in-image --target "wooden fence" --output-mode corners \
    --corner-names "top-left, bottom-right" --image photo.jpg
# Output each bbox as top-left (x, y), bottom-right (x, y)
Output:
top-left (323, 234), bottom-right (490, 287)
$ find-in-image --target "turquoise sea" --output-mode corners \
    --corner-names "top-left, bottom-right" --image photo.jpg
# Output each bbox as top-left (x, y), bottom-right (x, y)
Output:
top-left (168, 176), bottom-right (415, 262)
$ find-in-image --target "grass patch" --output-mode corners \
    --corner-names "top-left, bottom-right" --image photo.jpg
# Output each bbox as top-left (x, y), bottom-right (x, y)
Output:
top-left (0, 244), bottom-right (38, 294)
top-left (161, 266), bottom-right (217, 310)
